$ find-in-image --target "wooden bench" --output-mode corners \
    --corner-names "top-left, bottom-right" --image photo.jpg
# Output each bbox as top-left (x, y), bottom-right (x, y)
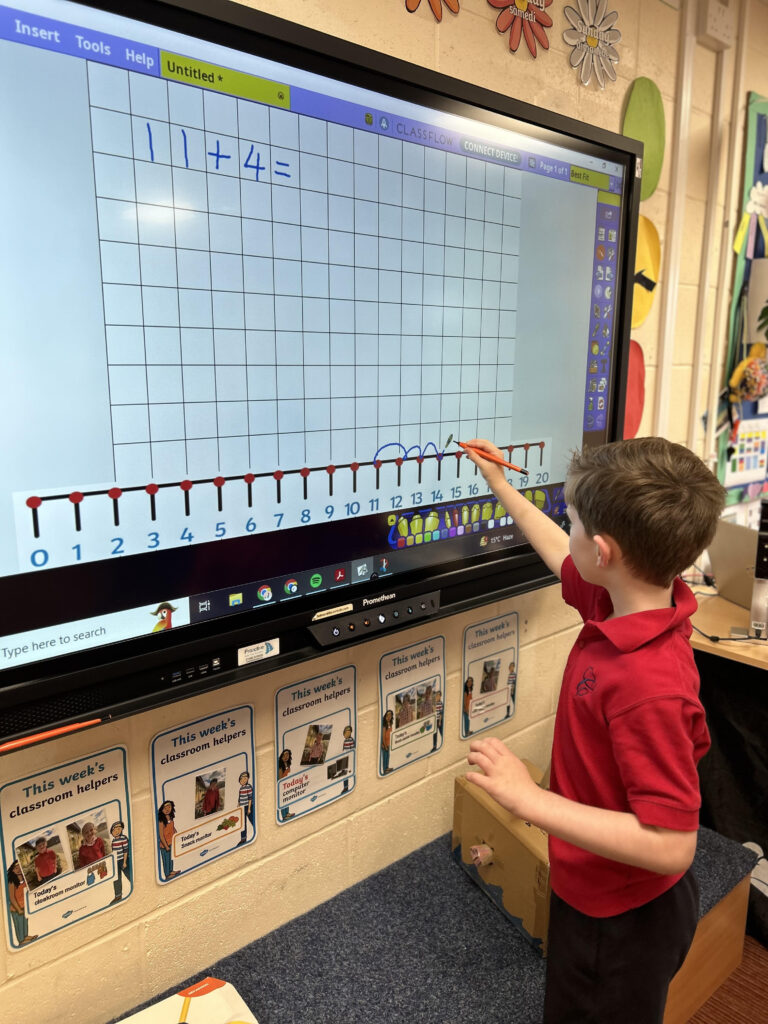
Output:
top-left (452, 776), bottom-right (757, 1022)
top-left (665, 832), bottom-right (754, 1023)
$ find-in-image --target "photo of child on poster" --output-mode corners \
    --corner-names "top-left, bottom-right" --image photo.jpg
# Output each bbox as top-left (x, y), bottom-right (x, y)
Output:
top-left (22, 834), bottom-right (65, 889)
top-left (0, 746), bottom-right (133, 950)
top-left (274, 667), bottom-right (357, 824)
top-left (150, 706), bottom-right (256, 884)
top-left (71, 813), bottom-right (109, 870)
top-left (14, 804), bottom-right (127, 899)
top-left (379, 636), bottom-right (446, 776)
top-left (195, 771), bottom-right (225, 818)
top-left (301, 724), bottom-right (332, 766)
top-left (461, 613), bottom-right (519, 738)
top-left (479, 659), bottom-right (500, 693)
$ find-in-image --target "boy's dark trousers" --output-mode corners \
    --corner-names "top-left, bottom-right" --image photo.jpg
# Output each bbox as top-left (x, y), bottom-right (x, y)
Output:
top-left (543, 869), bottom-right (699, 1024)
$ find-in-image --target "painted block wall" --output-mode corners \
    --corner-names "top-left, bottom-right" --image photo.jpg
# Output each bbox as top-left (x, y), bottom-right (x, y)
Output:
top-left (2, 1), bottom-right (766, 1021)
top-left (1, 585), bottom-right (576, 1023)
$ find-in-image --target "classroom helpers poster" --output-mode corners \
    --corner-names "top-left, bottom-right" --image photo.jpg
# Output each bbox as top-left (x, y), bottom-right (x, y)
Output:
top-left (150, 705), bottom-right (256, 883)
top-left (461, 612), bottom-right (519, 738)
top-left (274, 666), bottom-right (356, 823)
top-left (0, 746), bottom-right (132, 950)
top-left (378, 635), bottom-right (445, 776)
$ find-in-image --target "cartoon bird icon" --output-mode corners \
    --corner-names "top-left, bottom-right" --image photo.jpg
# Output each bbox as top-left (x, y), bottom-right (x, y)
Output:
top-left (150, 602), bottom-right (178, 632)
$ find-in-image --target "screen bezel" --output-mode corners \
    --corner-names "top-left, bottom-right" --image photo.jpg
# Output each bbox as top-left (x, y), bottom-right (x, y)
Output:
top-left (0, 0), bottom-right (641, 743)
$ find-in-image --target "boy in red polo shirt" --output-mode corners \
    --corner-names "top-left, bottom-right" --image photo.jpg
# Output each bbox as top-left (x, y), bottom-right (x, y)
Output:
top-left (464, 436), bottom-right (725, 1024)
top-left (33, 837), bottom-right (59, 884)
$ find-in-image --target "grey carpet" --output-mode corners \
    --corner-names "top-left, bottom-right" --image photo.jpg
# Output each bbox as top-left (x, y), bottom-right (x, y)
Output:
top-left (113, 827), bottom-right (756, 1024)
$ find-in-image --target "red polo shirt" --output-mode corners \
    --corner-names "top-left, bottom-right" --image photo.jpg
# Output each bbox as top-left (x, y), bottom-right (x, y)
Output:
top-left (549, 556), bottom-right (710, 917)
top-left (34, 848), bottom-right (58, 880)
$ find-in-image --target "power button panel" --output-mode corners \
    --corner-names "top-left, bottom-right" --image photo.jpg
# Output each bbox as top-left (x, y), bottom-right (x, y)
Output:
top-left (308, 591), bottom-right (441, 646)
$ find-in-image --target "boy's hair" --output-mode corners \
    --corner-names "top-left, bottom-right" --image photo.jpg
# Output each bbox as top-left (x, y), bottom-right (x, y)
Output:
top-left (564, 436), bottom-right (726, 587)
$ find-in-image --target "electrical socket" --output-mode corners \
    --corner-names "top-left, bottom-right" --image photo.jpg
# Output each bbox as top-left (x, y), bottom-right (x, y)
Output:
top-left (697, 0), bottom-right (735, 50)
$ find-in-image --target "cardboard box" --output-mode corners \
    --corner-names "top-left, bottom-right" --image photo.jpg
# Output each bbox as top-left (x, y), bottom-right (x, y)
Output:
top-left (120, 977), bottom-right (259, 1023)
top-left (452, 763), bottom-right (550, 956)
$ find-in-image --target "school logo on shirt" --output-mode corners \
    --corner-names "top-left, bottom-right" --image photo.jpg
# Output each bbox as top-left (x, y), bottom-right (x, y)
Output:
top-left (576, 667), bottom-right (597, 696)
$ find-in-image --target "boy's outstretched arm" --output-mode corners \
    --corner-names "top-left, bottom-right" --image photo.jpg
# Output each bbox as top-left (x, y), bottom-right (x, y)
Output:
top-left (463, 439), bottom-right (570, 579)
top-left (466, 738), bottom-right (697, 876)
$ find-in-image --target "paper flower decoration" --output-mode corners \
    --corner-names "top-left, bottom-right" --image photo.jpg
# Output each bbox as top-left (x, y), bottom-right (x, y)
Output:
top-left (488, 0), bottom-right (553, 58)
top-left (405, 0), bottom-right (459, 21)
top-left (563, 0), bottom-right (621, 88)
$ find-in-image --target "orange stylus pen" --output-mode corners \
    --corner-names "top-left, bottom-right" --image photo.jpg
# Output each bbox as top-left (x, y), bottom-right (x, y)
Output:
top-left (456, 440), bottom-right (529, 477)
top-left (0, 719), bottom-right (103, 754)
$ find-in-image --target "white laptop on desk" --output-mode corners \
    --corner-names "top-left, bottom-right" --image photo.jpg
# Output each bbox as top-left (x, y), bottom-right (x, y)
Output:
top-left (706, 519), bottom-right (758, 610)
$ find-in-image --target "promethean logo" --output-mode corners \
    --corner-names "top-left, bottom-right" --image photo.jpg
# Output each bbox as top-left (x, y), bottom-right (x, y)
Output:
top-left (362, 593), bottom-right (396, 607)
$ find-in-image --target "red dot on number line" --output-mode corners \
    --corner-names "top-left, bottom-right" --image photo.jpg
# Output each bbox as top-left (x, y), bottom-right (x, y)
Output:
top-left (26, 496), bottom-right (42, 509)
top-left (180, 480), bottom-right (193, 491)
top-left (350, 463), bottom-right (360, 472)
top-left (108, 487), bottom-right (122, 500)
top-left (299, 467), bottom-right (310, 478)
top-left (273, 471), bottom-right (284, 481)
top-left (326, 465), bottom-right (336, 475)
top-left (146, 483), bottom-right (159, 495)
top-left (374, 460), bottom-right (382, 469)
top-left (69, 492), bottom-right (84, 504)
top-left (243, 473), bottom-right (255, 484)
top-left (213, 476), bottom-right (225, 488)
top-left (395, 458), bottom-right (403, 467)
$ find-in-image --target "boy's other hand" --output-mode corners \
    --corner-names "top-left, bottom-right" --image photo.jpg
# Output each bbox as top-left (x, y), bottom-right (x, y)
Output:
top-left (466, 737), bottom-right (540, 818)
top-left (463, 438), bottom-right (508, 491)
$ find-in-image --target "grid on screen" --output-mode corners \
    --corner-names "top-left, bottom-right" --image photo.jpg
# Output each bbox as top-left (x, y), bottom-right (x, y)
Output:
top-left (87, 61), bottom-right (520, 483)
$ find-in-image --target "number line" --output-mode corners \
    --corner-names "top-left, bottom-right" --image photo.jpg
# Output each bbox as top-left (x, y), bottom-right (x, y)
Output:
top-left (24, 442), bottom-right (546, 528)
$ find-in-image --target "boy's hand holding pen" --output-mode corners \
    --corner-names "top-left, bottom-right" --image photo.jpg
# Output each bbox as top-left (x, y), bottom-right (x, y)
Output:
top-left (460, 437), bottom-right (517, 490)
top-left (457, 436), bottom-right (570, 579)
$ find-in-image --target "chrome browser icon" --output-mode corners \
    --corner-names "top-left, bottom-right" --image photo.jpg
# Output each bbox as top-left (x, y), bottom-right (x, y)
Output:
top-left (257, 584), bottom-right (273, 602)
top-left (284, 578), bottom-right (299, 595)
